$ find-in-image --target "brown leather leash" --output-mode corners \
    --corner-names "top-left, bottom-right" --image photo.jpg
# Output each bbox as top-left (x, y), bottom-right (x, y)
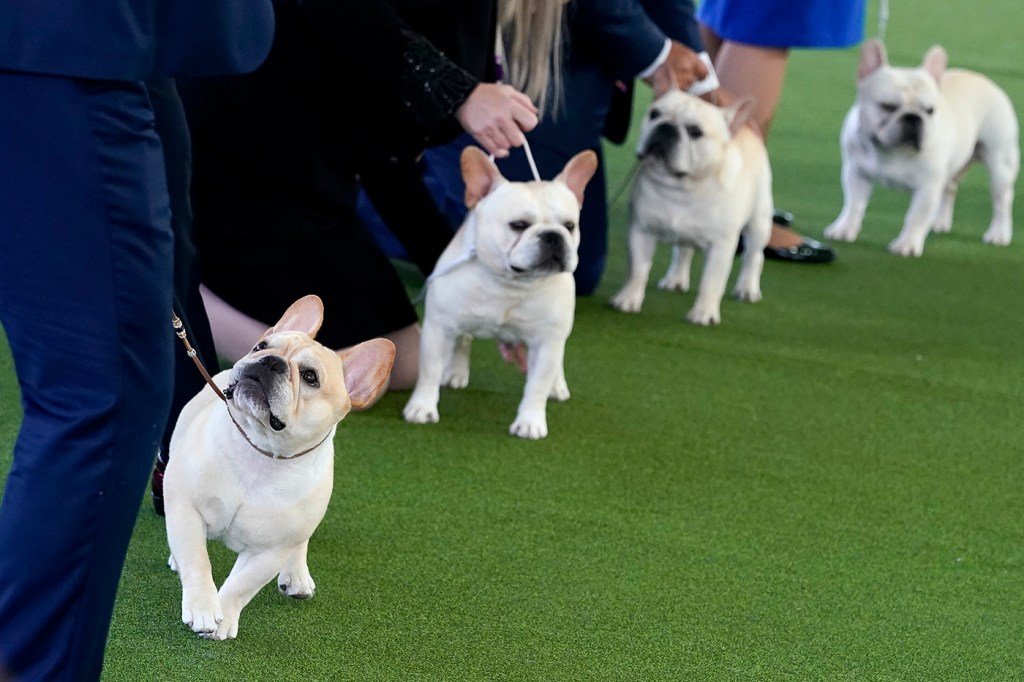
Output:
top-left (171, 312), bottom-right (330, 460)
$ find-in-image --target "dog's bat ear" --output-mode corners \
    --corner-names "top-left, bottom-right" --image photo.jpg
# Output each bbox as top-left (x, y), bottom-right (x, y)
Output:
top-left (921, 45), bottom-right (947, 85)
top-left (338, 338), bottom-right (396, 411)
top-left (723, 96), bottom-right (756, 137)
top-left (461, 145), bottom-right (506, 208)
top-left (858, 38), bottom-right (888, 81)
top-left (554, 150), bottom-right (598, 207)
top-left (266, 294), bottom-right (325, 339)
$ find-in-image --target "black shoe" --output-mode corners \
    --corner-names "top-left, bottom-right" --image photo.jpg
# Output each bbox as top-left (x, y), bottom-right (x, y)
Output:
top-left (764, 209), bottom-right (837, 263)
top-left (736, 210), bottom-right (837, 263)
top-left (763, 236), bottom-right (837, 264)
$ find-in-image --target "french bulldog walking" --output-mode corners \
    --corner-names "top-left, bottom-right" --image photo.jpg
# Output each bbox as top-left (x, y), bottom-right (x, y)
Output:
top-left (164, 295), bottom-right (394, 640)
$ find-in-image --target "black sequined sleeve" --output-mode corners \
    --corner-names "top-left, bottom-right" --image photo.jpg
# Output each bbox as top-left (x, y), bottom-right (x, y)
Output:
top-left (399, 29), bottom-right (478, 135)
top-left (296, 0), bottom-right (478, 140)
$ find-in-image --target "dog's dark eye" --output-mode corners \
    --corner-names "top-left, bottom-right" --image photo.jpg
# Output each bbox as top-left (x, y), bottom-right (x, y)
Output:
top-left (301, 369), bottom-right (319, 387)
top-left (252, 340), bottom-right (268, 353)
top-left (685, 125), bottom-right (703, 139)
top-left (563, 221), bottom-right (576, 231)
top-left (924, 106), bottom-right (935, 116)
top-left (648, 107), bottom-right (662, 120)
top-left (509, 220), bottom-right (530, 232)
top-left (879, 102), bottom-right (899, 113)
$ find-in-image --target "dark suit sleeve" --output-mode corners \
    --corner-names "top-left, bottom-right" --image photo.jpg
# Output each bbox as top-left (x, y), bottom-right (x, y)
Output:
top-left (569, 0), bottom-right (669, 81)
top-left (639, 0), bottom-right (703, 52)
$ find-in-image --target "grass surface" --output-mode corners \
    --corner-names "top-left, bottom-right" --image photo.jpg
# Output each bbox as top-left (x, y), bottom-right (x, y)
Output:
top-left (2, 0), bottom-right (1024, 679)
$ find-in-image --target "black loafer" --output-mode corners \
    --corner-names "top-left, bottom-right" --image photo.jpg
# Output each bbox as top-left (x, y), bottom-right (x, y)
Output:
top-left (763, 236), bottom-right (837, 264)
top-left (763, 209), bottom-right (836, 263)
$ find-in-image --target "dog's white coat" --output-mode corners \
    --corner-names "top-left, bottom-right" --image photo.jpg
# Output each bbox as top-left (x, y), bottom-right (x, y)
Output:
top-left (610, 89), bottom-right (773, 325)
top-left (403, 147), bottom-right (597, 439)
top-left (824, 39), bottom-right (1020, 255)
top-left (164, 295), bottom-right (394, 640)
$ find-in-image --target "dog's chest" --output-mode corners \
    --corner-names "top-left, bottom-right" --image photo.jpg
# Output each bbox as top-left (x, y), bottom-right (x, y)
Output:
top-left (631, 182), bottom-right (747, 247)
top-left (430, 270), bottom-right (571, 342)
top-left (201, 456), bottom-right (332, 550)
top-left (855, 146), bottom-right (929, 190)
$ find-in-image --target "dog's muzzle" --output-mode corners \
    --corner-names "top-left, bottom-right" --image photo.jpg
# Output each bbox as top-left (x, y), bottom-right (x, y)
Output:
top-left (898, 113), bottom-right (924, 150)
top-left (640, 122), bottom-right (680, 160)
top-left (230, 354), bottom-right (289, 430)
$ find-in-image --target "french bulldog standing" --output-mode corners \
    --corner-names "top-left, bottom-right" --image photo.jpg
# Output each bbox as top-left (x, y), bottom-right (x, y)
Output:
top-left (164, 295), bottom-right (395, 640)
top-left (610, 89), bottom-right (772, 326)
top-left (824, 39), bottom-right (1020, 256)
top-left (403, 146), bottom-right (598, 440)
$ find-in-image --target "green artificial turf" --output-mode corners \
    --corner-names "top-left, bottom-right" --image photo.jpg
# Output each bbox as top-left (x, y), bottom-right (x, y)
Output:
top-left (2, 0), bottom-right (1024, 679)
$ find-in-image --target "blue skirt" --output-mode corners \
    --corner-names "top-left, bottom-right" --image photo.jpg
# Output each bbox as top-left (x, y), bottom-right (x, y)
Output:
top-left (698, 0), bottom-right (867, 49)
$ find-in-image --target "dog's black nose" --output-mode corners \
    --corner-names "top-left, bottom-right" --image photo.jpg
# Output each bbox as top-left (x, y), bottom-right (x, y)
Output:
top-left (900, 113), bottom-right (923, 150)
top-left (259, 355), bottom-right (288, 375)
top-left (642, 122), bottom-right (680, 159)
top-left (538, 230), bottom-right (567, 270)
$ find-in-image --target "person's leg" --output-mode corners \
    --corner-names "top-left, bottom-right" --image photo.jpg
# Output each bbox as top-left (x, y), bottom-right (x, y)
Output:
top-left (704, 37), bottom-right (835, 261)
top-left (711, 40), bottom-right (789, 137)
top-left (148, 77), bottom-right (219, 516)
top-left (0, 74), bottom-right (174, 680)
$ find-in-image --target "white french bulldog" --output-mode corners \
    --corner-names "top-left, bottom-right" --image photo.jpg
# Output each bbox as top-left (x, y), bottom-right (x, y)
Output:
top-left (610, 89), bottom-right (773, 326)
top-left (164, 295), bottom-right (395, 640)
top-left (403, 145), bottom-right (598, 440)
top-left (824, 39), bottom-right (1020, 256)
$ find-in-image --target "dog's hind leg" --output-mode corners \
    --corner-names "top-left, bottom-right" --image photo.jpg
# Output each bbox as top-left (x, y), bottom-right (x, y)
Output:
top-left (980, 141), bottom-right (1019, 246)
top-left (278, 540), bottom-right (315, 599)
top-left (658, 245), bottom-right (694, 292)
top-left (932, 163), bottom-right (970, 234)
top-left (442, 334), bottom-right (473, 389)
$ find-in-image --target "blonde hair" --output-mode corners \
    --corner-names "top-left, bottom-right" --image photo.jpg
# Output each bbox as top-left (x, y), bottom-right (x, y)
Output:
top-left (499, 0), bottom-right (566, 116)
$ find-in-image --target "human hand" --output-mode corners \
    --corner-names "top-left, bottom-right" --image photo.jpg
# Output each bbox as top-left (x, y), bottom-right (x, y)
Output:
top-left (646, 41), bottom-right (709, 97)
top-left (456, 83), bottom-right (539, 158)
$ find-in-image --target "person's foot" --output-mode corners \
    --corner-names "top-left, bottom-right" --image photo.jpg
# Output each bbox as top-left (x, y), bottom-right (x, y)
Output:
top-left (762, 211), bottom-right (836, 263)
top-left (151, 450), bottom-right (168, 517)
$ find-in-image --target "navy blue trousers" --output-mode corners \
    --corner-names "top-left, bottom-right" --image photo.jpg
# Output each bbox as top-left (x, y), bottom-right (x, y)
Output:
top-left (0, 73), bottom-right (174, 680)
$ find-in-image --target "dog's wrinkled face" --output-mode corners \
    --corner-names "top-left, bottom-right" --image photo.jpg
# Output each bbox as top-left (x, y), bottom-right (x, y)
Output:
top-left (858, 70), bottom-right (940, 151)
top-left (856, 39), bottom-right (946, 152)
top-left (460, 147), bottom-right (597, 279)
top-left (635, 90), bottom-right (735, 181)
top-left (227, 331), bottom-right (348, 444)
top-left (474, 181), bottom-right (582, 277)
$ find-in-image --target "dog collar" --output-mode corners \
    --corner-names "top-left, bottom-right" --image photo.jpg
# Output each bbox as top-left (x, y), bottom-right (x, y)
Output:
top-left (226, 402), bottom-right (332, 461)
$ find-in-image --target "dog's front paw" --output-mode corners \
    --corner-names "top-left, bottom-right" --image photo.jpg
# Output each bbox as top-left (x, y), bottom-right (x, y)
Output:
top-left (278, 569), bottom-right (316, 600)
top-left (983, 224), bottom-right (1012, 246)
top-left (609, 287), bottom-right (644, 313)
top-left (685, 304), bottom-right (721, 326)
top-left (205, 612), bottom-right (239, 641)
top-left (823, 221), bottom-right (859, 242)
top-left (403, 399), bottom-right (439, 424)
top-left (887, 235), bottom-right (924, 257)
top-left (182, 595), bottom-right (223, 637)
top-left (510, 413), bottom-right (548, 440)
